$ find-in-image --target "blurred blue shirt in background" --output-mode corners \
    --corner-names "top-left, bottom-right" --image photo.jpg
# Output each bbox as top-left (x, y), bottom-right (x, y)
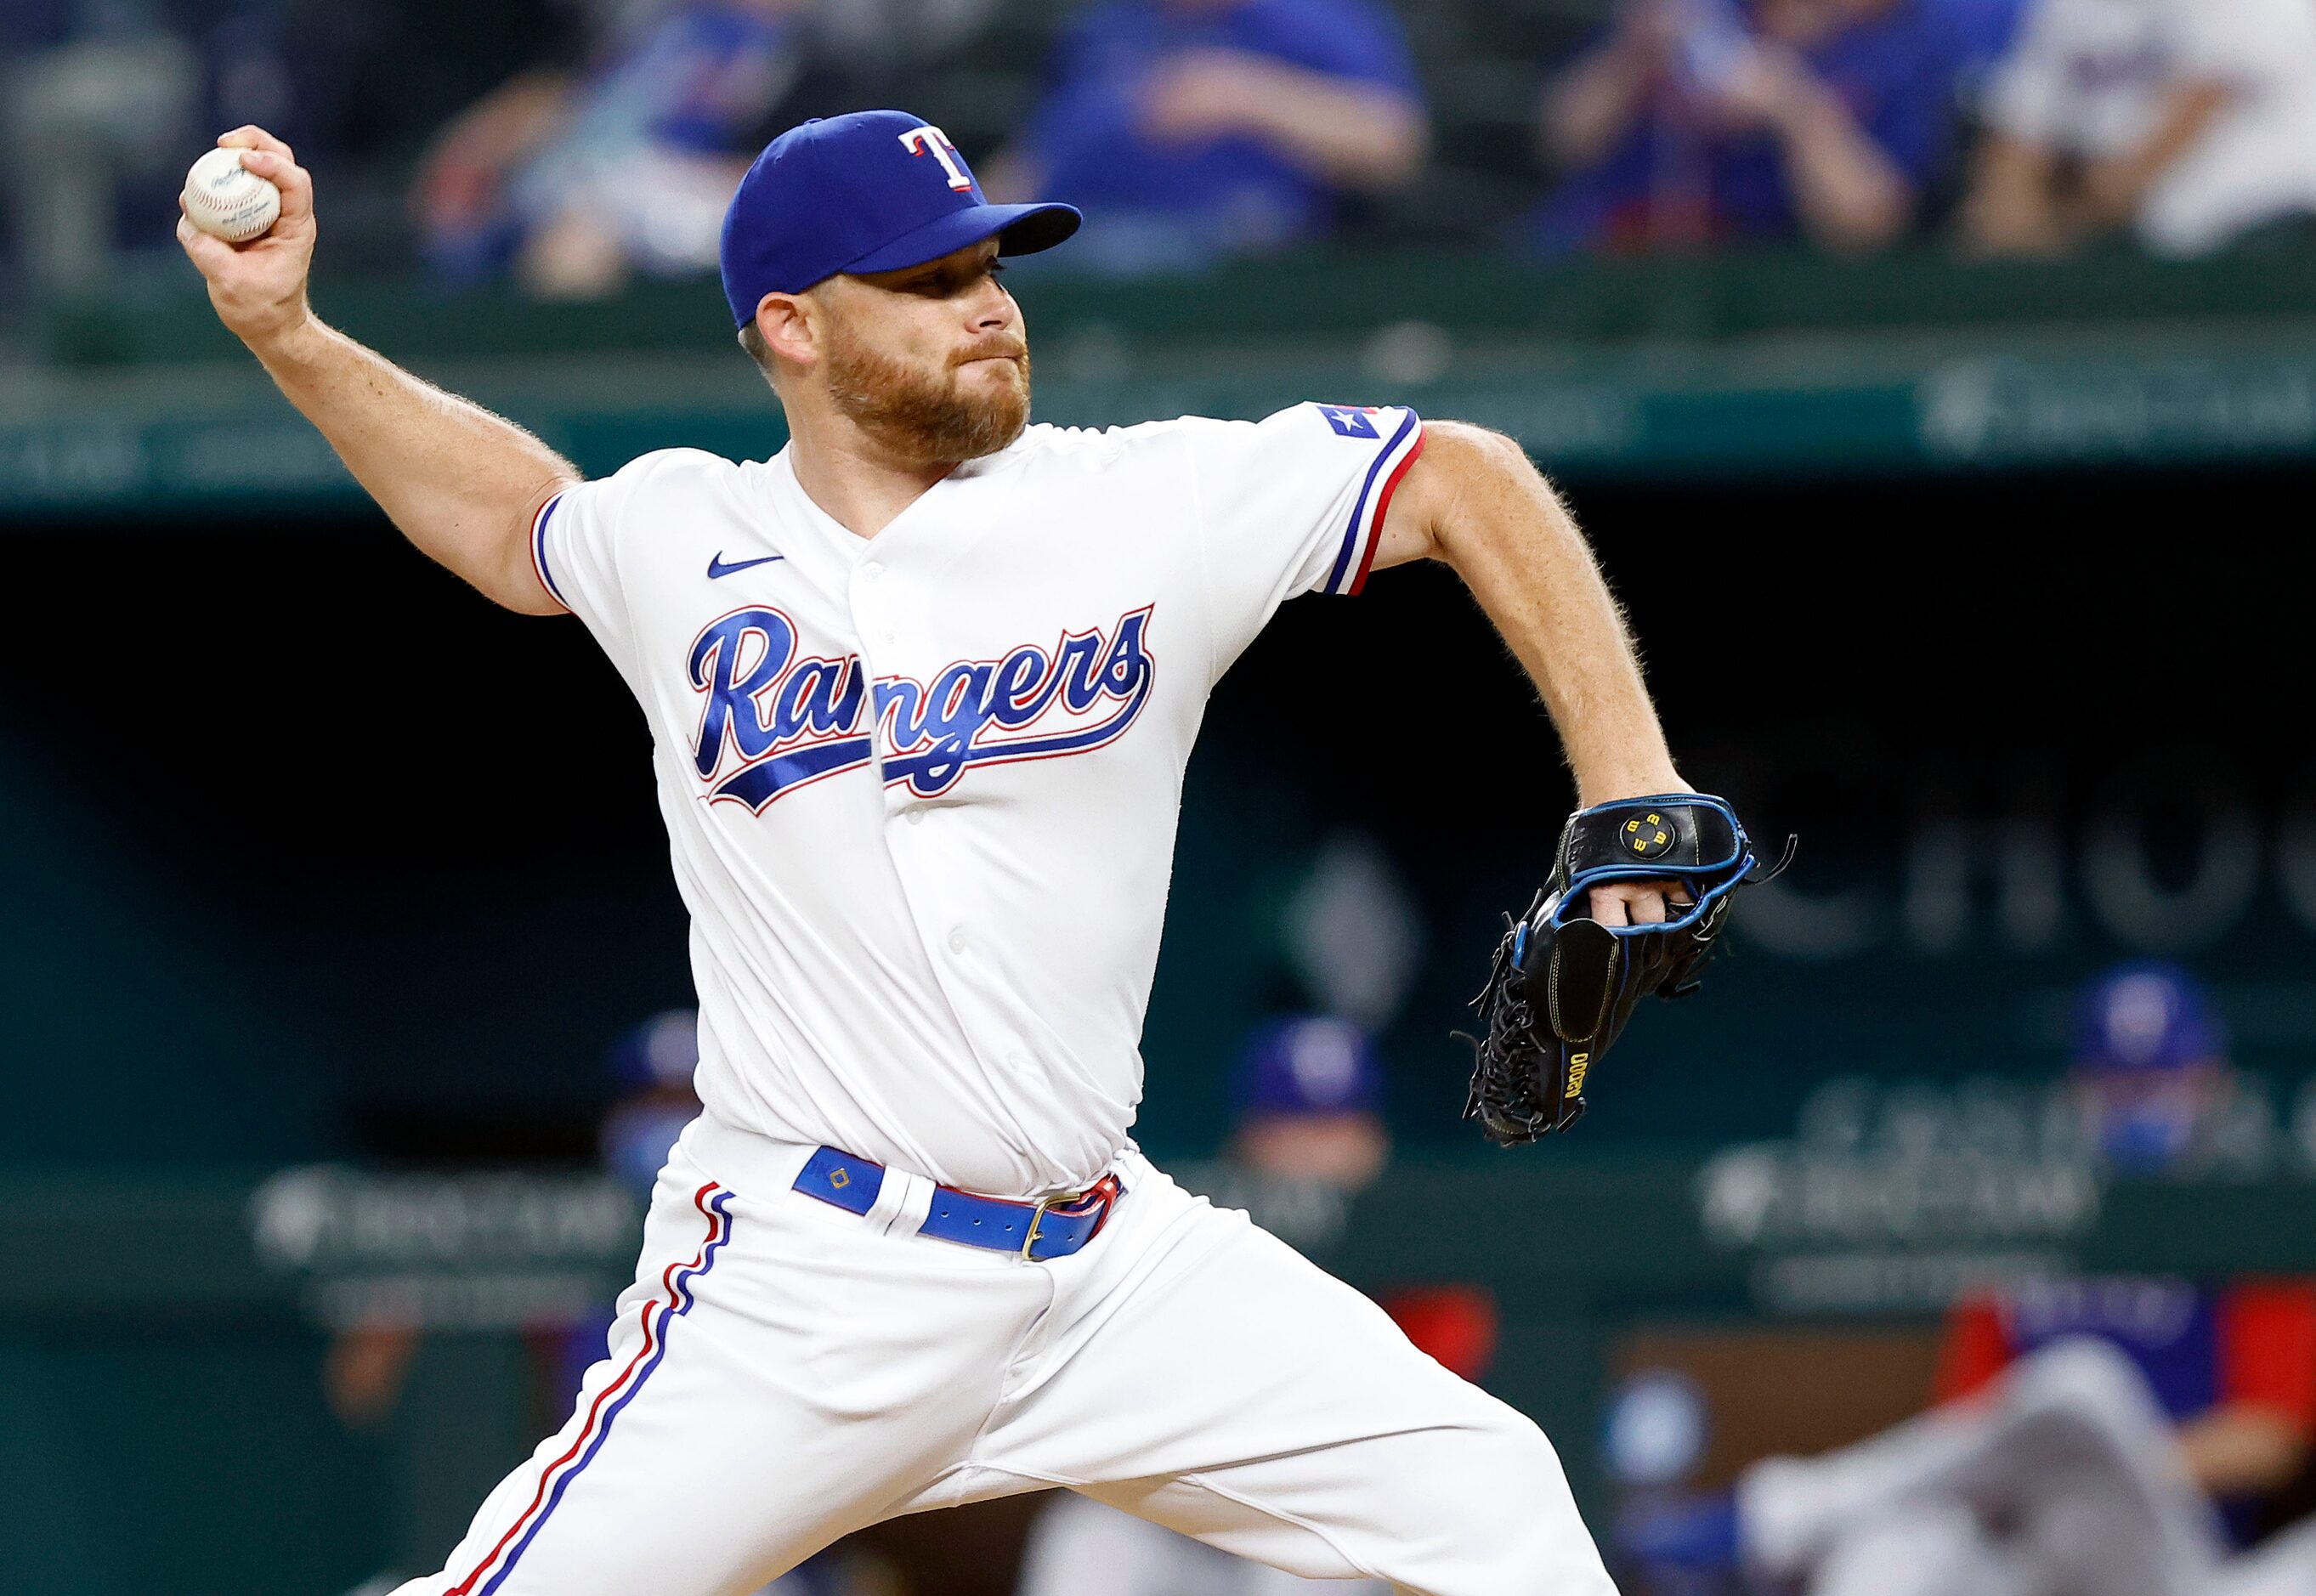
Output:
top-left (1019, 0), bottom-right (1420, 270)
top-left (1532, 0), bottom-right (2015, 254)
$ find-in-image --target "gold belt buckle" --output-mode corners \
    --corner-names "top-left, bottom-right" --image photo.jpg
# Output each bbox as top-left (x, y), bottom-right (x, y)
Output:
top-left (1019, 1186), bottom-right (1082, 1260)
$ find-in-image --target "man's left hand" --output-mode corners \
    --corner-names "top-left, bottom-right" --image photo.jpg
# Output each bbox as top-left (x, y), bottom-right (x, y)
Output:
top-left (1587, 878), bottom-right (1696, 925)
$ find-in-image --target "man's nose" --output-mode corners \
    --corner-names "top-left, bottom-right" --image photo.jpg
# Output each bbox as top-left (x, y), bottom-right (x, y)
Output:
top-left (966, 276), bottom-right (1015, 330)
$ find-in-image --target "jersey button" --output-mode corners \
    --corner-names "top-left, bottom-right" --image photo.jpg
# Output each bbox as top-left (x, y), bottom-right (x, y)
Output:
top-left (905, 805), bottom-right (928, 826)
top-left (861, 562), bottom-right (883, 582)
top-left (947, 928), bottom-right (968, 954)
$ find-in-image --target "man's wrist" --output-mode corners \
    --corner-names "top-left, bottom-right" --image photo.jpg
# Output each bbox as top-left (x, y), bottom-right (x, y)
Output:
top-left (245, 303), bottom-right (328, 370)
top-left (1576, 770), bottom-right (1690, 808)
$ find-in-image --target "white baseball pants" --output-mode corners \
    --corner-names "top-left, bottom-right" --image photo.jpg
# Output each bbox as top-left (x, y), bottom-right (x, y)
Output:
top-left (1020, 1491), bottom-right (1393, 1596)
top-left (392, 1114), bottom-right (1616, 1596)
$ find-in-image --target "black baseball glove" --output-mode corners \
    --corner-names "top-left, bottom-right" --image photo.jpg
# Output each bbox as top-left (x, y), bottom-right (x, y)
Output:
top-left (1460, 793), bottom-right (1790, 1147)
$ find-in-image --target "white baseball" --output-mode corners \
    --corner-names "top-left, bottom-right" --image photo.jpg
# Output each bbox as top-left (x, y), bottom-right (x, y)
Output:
top-left (183, 148), bottom-right (282, 244)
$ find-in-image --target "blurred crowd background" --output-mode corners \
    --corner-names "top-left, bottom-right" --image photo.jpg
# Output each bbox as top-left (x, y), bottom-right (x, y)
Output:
top-left (4, 3), bottom-right (2316, 1595)
top-left (9, 0), bottom-right (2316, 300)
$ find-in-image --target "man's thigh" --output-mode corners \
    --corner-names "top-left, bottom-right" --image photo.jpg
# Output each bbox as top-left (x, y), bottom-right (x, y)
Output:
top-left (1018, 1493), bottom-right (1249, 1596)
top-left (976, 1163), bottom-right (1616, 1596)
top-left (396, 1137), bottom-right (1048, 1596)
top-left (1019, 1492), bottom-right (1388, 1596)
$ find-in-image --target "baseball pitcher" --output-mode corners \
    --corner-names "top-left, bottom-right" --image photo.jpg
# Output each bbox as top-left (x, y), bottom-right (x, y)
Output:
top-left (178, 108), bottom-right (1775, 1596)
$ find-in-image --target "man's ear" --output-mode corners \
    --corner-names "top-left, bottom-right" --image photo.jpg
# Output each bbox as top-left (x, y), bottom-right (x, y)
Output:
top-left (755, 291), bottom-right (818, 371)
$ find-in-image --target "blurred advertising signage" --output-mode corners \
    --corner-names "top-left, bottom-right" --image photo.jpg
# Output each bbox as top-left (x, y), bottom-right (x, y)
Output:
top-left (1920, 358), bottom-right (2316, 467)
top-left (1696, 1077), bottom-right (2104, 1316)
top-left (1697, 1071), bottom-right (2316, 1314)
top-left (1731, 771), bottom-right (2316, 963)
top-left (250, 1165), bottom-right (640, 1333)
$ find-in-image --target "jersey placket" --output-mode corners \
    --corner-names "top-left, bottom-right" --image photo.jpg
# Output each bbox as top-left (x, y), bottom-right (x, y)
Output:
top-left (847, 540), bottom-right (1060, 1174)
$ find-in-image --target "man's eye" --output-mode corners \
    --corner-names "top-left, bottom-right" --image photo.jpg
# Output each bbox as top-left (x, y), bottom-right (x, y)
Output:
top-left (899, 259), bottom-right (999, 294)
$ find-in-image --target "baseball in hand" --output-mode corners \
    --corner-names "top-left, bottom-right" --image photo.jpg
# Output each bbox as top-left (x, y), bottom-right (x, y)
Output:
top-left (183, 148), bottom-right (282, 243)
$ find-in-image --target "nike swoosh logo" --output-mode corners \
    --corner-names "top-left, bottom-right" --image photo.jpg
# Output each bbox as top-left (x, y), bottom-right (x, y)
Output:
top-left (707, 552), bottom-right (785, 580)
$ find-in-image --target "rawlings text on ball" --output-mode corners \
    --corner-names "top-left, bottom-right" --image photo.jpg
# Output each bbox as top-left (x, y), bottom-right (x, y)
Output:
top-left (182, 148), bottom-right (281, 244)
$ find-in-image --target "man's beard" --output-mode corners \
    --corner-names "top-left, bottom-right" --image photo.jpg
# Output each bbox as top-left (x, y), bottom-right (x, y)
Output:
top-left (824, 325), bottom-right (1032, 465)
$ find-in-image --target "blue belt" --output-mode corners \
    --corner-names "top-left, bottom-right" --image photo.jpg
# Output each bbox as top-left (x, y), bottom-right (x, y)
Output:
top-left (791, 1146), bottom-right (1125, 1261)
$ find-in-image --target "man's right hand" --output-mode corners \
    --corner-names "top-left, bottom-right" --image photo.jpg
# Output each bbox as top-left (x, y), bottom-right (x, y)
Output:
top-left (176, 126), bottom-right (318, 354)
top-left (167, 126), bottom-right (575, 614)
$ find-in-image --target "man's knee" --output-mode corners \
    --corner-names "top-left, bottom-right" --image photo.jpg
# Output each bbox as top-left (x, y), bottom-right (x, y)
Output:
top-left (1446, 1406), bottom-right (1616, 1593)
top-left (1452, 1402), bottom-right (1565, 1503)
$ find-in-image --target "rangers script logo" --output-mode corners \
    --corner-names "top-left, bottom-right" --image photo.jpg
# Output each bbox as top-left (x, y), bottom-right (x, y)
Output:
top-left (687, 605), bottom-right (1157, 810)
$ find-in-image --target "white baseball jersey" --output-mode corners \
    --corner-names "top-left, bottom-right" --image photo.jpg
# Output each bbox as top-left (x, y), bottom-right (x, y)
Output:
top-left (531, 403), bottom-right (1424, 1199)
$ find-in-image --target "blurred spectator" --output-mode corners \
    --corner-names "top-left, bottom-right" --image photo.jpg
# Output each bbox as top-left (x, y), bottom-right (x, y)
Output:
top-left (2068, 961), bottom-right (2270, 1179)
top-left (1531, 0), bottom-right (1984, 256)
top-left (3, 0), bottom-right (392, 291)
top-left (557, 1007), bottom-right (705, 1397)
top-left (982, 0), bottom-right (1426, 274)
top-left (1935, 1277), bottom-right (2316, 1538)
top-left (415, 0), bottom-right (814, 297)
top-left (1732, 1288), bottom-right (2316, 1595)
top-left (1183, 1016), bottom-right (1393, 1255)
top-left (323, 1009), bottom-right (703, 1436)
top-left (807, 0), bottom-right (1007, 80)
top-left (1961, 0), bottom-right (2316, 258)
top-left (4, 2), bottom-right (200, 291)
top-left (1228, 1012), bottom-right (1391, 1189)
top-left (599, 1005), bottom-right (708, 1195)
top-left (1949, 0), bottom-right (2034, 79)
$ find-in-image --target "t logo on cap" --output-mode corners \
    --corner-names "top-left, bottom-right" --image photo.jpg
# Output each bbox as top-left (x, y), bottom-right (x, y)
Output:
top-left (899, 125), bottom-right (974, 193)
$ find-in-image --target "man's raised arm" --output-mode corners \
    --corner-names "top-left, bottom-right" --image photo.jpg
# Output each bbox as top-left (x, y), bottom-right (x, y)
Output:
top-left (176, 127), bottom-right (579, 614)
top-left (1370, 420), bottom-right (1690, 924)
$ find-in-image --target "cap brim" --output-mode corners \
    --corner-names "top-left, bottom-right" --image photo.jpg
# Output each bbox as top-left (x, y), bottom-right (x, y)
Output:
top-left (842, 201), bottom-right (1082, 278)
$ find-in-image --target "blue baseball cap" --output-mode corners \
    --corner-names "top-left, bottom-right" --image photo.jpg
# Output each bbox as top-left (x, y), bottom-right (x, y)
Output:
top-left (2073, 961), bottom-right (2223, 1073)
top-left (1233, 1016), bottom-right (1384, 1118)
top-left (607, 1009), bottom-right (701, 1091)
top-left (720, 110), bottom-right (1081, 327)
